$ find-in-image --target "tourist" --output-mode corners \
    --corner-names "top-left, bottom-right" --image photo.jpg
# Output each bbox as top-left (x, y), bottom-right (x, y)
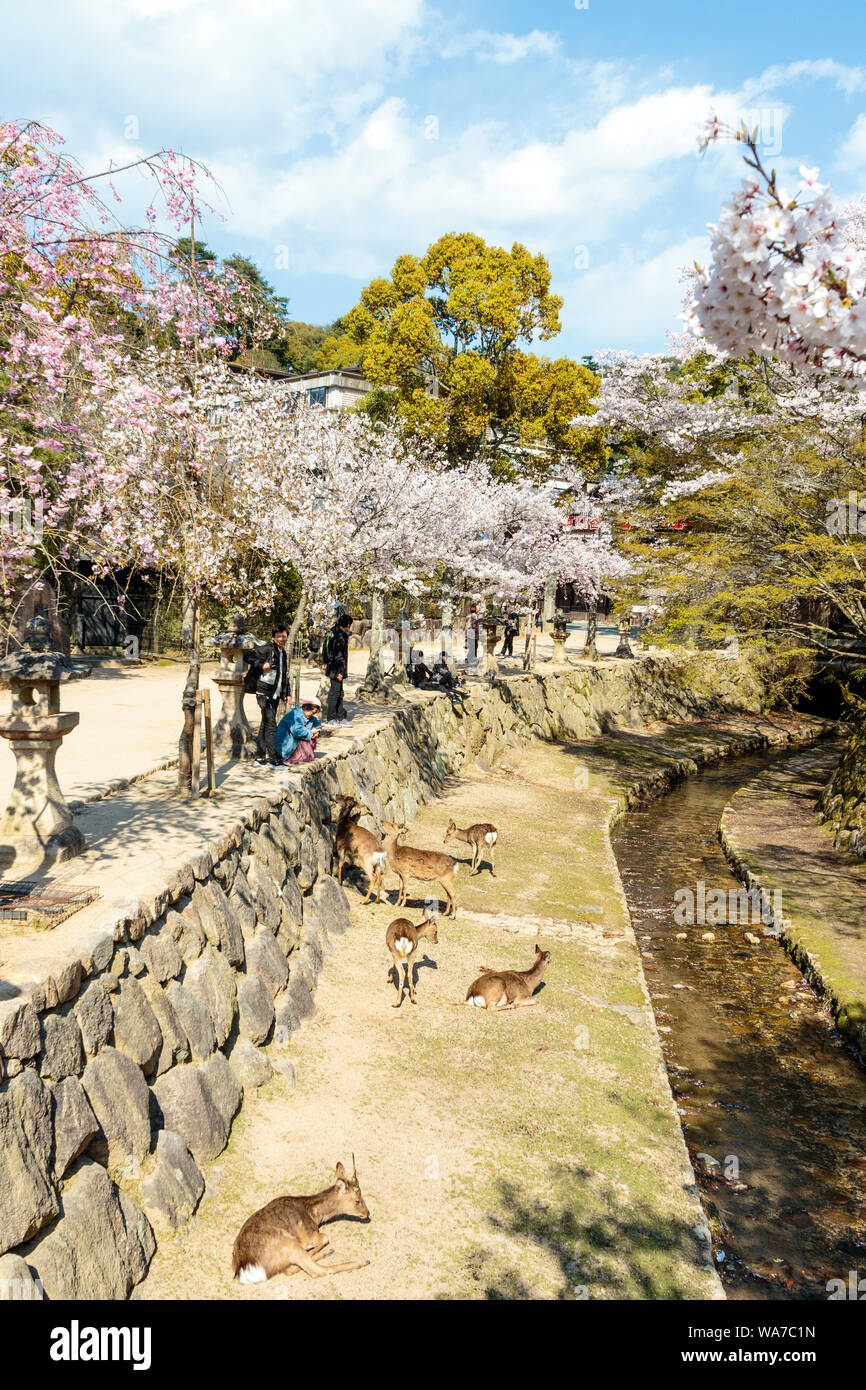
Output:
top-left (432, 652), bottom-right (458, 690)
top-left (465, 603), bottom-right (479, 661)
top-left (323, 611), bottom-right (353, 726)
top-left (407, 647), bottom-right (437, 689)
top-left (276, 696), bottom-right (322, 765)
top-left (245, 624), bottom-right (291, 767)
top-left (500, 608), bottom-right (519, 657)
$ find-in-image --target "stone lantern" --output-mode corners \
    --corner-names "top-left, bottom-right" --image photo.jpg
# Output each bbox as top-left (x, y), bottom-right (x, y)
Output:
top-left (614, 612), bottom-right (635, 659)
top-left (208, 615), bottom-right (260, 758)
top-left (0, 651), bottom-right (84, 868)
top-left (551, 609), bottom-right (569, 663)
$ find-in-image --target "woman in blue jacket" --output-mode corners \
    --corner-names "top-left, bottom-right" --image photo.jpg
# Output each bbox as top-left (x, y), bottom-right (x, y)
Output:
top-left (275, 697), bottom-right (322, 765)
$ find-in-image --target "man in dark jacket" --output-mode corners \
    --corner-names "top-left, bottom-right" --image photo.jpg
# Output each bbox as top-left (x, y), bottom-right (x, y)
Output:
top-left (500, 608), bottom-right (519, 657)
top-left (244, 625), bottom-right (290, 765)
top-left (324, 612), bottom-right (353, 725)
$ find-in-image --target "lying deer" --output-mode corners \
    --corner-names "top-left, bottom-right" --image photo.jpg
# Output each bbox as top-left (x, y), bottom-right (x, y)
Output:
top-left (381, 821), bottom-right (458, 918)
top-left (334, 795), bottom-right (387, 904)
top-left (385, 908), bottom-right (438, 1006)
top-left (465, 943), bottom-right (551, 1011)
top-left (444, 818), bottom-right (498, 876)
top-left (232, 1157), bottom-right (370, 1283)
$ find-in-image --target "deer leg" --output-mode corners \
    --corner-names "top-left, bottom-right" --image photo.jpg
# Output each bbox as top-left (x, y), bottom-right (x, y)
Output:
top-left (336, 853), bottom-right (344, 886)
top-left (444, 882), bottom-right (456, 918)
top-left (470, 844), bottom-right (479, 875)
top-left (390, 954), bottom-right (404, 1006)
top-left (310, 1258), bottom-right (370, 1276)
top-left (375, 868), bottom-right (383, 904)
top-left (277, 1239), bottom-right (327, 1279)
top-left (489, 844), bottom-right (496, 877)
top-left (396, 874), bottom-right (407, 907)
top-left (408, 957), bottom-right (417, 1004)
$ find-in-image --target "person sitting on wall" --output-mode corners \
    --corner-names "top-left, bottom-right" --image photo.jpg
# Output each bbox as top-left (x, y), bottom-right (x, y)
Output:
top-left (431, 653), bottom-right (458, 690)
top-left (406, 647), bottom-right (438, 688)
top-left (276, 697), bottom-right (322, 765)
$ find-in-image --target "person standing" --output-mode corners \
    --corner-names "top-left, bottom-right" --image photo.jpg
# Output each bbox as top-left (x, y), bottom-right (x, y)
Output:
top-left (245, 625), bottom-right (290, 767)
top-left (324, 612), bottom-right (353, 726)
top-left (500, 608), bottom-right (519, 657)
top-left (464, 603), bottom-right (479, 662)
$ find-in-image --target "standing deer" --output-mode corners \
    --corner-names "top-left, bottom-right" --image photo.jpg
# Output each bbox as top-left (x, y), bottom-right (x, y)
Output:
top-left (444, 818), bottom-right (498, 876)
top-left (465, 943), bottom-right (551, 1011)
top-left (232, 1157), bottom-right (370, 1283)
top-left (334, 795), bottom-right (387, 904)
top-left (381, 821), bottom-right (459, 918)
top-left (385, 907), bottom-right (439, 1006)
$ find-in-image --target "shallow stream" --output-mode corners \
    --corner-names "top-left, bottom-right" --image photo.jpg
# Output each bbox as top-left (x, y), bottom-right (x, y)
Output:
top-left (611, 750), bottom-right (866, 1300)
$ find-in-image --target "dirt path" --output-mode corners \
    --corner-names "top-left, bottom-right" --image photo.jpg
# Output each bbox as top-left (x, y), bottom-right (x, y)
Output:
top-left (139, 740), bottom-right (719, 1302)
top-left (720, 744), bottom-right (866, 1049)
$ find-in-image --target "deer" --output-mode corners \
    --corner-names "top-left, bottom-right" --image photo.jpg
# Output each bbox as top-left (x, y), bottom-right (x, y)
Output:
top-left (443, 818), bottom-right (499, 876)
top-left (381, 821), bottom-right (459, 918)
top-left (333, 795), bottom-right (387, 904)
top-left (385, 907), bottom-right (439, 1006)
top-left (465, 943), bottom-right (551, 1011)
top-left (232, 1157), bottom-right (370, 1283)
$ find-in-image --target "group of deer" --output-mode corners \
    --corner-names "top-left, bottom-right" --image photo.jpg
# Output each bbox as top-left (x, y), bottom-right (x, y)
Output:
top-left (334, 794), bottom-right (506, 1007)
top-left (230, 936), bottom-right (553, 1288)
top-left (229, 797), bottom-right (549, 1289)
top-left (333, 793), bottom-right (498, 918)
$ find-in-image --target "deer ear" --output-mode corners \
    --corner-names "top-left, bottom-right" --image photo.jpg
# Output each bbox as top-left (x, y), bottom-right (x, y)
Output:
top-left (335, 1161), bottom-right (347, 1180)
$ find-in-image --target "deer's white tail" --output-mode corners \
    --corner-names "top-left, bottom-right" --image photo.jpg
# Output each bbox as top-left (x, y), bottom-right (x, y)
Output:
top-left (372, 851), bottom-right (386, 869)
top-left (237, 1263), bottom-right (267, 1284)
top-left (453, 863), bottom-right (460, 874)
top-left (484, 832), bottom-right (497, 844)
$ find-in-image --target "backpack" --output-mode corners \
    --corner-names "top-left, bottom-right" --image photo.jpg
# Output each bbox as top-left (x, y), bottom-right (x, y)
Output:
top-left (322, 632), bottom-right (334, 664)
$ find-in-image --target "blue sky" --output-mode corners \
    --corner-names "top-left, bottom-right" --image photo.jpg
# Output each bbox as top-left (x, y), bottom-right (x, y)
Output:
top-left (4, 0), bottom-right (866, 356)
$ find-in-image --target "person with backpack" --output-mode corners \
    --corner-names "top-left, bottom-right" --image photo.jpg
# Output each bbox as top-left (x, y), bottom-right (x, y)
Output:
top-left (244, 624), bottom-right (291, 766)
top-left (500, 608), bottom-right (519, 657)
top-left (323, 612), bottom-right (353, 726)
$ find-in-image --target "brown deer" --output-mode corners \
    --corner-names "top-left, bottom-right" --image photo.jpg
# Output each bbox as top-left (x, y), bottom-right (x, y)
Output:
top-left (381, 821), bottom-right (459, 918)
top-left (334, 795), bottom-right (387, 904)
top-left (385, 908), bottom-right (439, 1006)
top-left (232, 1157), bottom-right (370, 1283)
top-left (444, 818), bottom-right (498, 875)
top-left (465, 943), bottom-right (551, 1011)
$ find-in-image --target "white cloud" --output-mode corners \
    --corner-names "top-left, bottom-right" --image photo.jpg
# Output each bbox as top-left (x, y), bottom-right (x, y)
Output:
top-left (442, 28), bottom-right (561, 65)
top-left (839, 113), bottom-right (866, 169)
top-left (742, 59), bottom-right (866, 101)
top-left (211, 84), bottom-right (726, 271)
top-left (564, 236), bottom-right (710, 350)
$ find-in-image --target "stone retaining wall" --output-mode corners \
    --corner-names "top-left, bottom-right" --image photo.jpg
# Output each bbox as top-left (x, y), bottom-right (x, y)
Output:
top-left (817, 714), bottom-right (866, 861)
top-left (0, 655), bottom-right (767, 1300)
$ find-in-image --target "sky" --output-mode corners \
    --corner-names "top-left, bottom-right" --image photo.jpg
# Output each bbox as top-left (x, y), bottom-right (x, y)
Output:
top-left (4, 0), bottom-right (866, 358)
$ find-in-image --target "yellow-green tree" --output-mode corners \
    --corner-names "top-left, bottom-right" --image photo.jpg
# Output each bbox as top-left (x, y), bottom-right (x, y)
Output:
top-left (319, 232), bottom-right (600, 477)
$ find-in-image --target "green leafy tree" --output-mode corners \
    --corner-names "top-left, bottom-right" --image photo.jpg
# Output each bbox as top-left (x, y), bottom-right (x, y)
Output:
top-left (338, 232), bottom-right (600, 477)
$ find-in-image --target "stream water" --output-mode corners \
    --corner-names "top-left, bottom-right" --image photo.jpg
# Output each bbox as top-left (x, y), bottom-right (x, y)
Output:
top-left (611, 750), bottom-right (866, 1301)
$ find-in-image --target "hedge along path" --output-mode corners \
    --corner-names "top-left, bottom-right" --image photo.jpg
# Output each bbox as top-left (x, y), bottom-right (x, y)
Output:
top-left (139, 733), bottom-right (733, 1301)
